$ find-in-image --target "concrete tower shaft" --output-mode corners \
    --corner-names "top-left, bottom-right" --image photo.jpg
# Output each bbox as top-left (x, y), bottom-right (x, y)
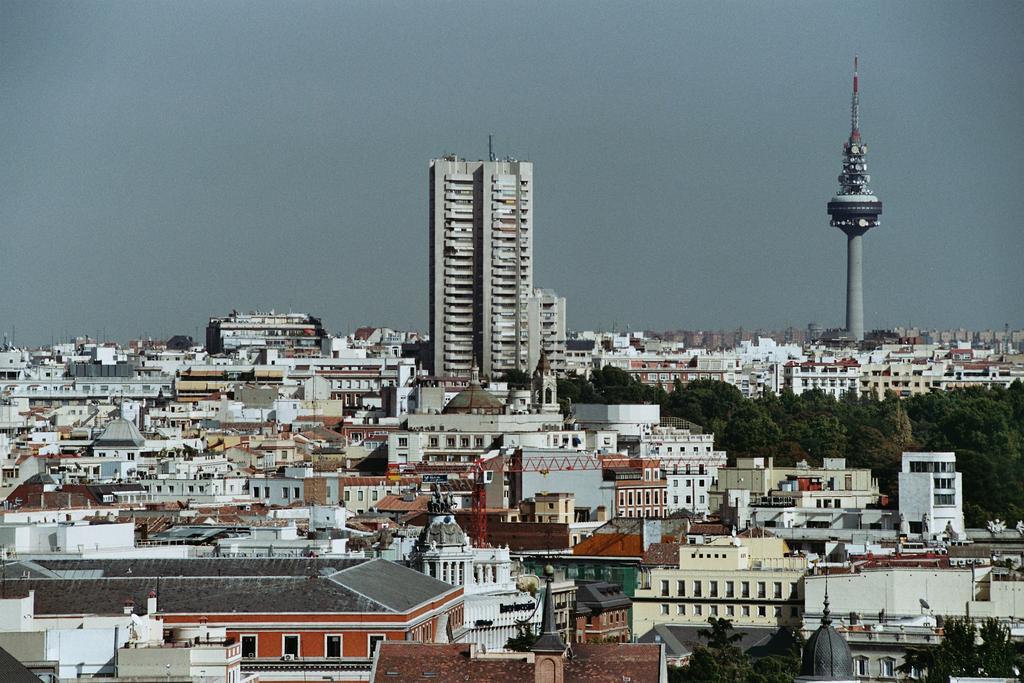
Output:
top-left (827, 57), bottom-right (882, 341)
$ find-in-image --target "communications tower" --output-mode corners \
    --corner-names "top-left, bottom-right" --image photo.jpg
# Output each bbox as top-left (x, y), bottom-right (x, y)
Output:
top-left (827, 57), bottom-right (882, 341)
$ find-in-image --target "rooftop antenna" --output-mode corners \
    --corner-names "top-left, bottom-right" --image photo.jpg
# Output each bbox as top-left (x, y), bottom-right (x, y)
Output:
top-left (488, 134), bottom-right (496, 162)
top-left (850, 55), bottom-right (860, 141)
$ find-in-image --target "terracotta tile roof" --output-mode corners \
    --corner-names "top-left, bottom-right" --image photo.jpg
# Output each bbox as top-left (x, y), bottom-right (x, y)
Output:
top-left (572, 533), bottom-right (643, 558)
top-left (374, 494), bottom-right (429, 513)
top-left (642, 542), bottom-right (682, 566)
top-left (372, 642), bottom-right (663, 682)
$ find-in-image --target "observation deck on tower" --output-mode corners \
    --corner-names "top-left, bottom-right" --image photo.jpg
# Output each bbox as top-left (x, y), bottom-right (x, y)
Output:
top-left (827, 56), bottom-right (882, 237)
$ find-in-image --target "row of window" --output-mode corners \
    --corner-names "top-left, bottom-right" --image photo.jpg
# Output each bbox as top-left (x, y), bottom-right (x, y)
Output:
top-left (620, 507), bottom-right (666, 518)
top-left (660, 579), bottom-right (798, 600)
top-left (670, 477), bottom-right (707, 487)
top-left (643, 373), bottom-right (719, 382)
top-left (251, 486), bottom-right (301, 499)
top-left (658, 447), bottom-right (714, 455)
top-left (425, 435), bottom-right (491, 449)
top-left (908, 460), bottom-right (955, 473)
top-left (240, 633), bottom-right (384, 659)
top-left (618, 489), bottom-right (665, 506)
top-left (855, 656), bottom-right (899, 678)
top-left (657, 602), bottom-right (799, 619)
top-left (344, 488), bottom-right (382, 503)
top-left (149, 483), bottom-right (216, 494)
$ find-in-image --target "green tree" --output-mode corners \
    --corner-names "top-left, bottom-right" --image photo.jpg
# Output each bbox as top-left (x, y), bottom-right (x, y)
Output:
top-left (899, 617), bottom-right (1022, 683)
top-left (560, 373), bottom-right (1024, 523)
top-left (749, 655), bottom-right (800, 683)
top-left (699, 617), bottom-right (744, 653)
top-left (500, 369), bottom-right (531, 390)
top-left (504, 623), bottom-right (537, 652)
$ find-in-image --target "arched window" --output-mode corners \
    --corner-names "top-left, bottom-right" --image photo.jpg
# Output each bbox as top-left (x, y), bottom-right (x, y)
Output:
top-left (854, 656), bottom-right (869, 677)
top-left (879, 657), bottom-right (896, 679)
top-left (544, 387), bottom-right (553, 403)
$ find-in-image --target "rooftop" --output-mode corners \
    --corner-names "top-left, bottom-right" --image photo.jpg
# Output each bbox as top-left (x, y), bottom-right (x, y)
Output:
top-left (371, 642), bottom-right (663, 682)
top-left (2, 558), bottom-right (458, 615)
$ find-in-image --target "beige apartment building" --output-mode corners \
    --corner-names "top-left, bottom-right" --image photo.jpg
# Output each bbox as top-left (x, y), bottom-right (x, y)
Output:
top-left (520, 492), bottom-right (575, 525)
top-left (632, 536), bottom-right (806, 637)
top-left (708, 457), bottom-right (878, 515)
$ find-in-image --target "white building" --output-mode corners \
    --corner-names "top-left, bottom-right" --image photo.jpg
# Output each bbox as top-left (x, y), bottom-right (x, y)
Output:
top-left (782, 359), bottom-right (861, 397)
top-left (572, 404), bottom-right (661, 439)
top-left (429, 156), bottom-right (533, 378)
top-left (214, 524), bottom-right (360, 558)
top-left (527, 289), bottom-right (567, 376)
top-left (898, 451), bottom-right (964, 538)
top-left (205, 310), bottom-right (326, 356)
top-left (639, 425), bottom-right (726, 516)
top-left (410, 490), bottom-right (541, 650)
top-left (804, 566), bottom-right (1024, 681)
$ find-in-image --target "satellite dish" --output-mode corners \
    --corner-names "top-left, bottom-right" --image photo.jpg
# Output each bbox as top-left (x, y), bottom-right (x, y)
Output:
top-left (919, 598), bottom-right (930, 610)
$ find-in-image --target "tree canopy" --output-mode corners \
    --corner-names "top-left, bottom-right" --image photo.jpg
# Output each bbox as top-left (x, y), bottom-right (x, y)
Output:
top-left (899, 616), bottom-right (1023, 682)
top-left (668, 617), bottom-right (801, 683)
top-left (559, 373), bottom-right (1024, 526)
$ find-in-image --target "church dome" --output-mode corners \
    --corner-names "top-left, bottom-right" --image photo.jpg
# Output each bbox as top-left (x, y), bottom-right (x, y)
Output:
top-left (800, 598), bottom-right (854, 680)
top-left (443, 375), bottom-right (504, 415)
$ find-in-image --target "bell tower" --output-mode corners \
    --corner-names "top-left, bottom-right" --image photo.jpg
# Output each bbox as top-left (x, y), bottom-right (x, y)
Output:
top-left (531, 351), bottom-right (558, 414)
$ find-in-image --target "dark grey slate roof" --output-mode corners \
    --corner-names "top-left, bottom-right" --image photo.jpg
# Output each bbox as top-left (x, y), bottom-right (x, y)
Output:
top-left (5, 576), bottom-right (381, 614)
top-left (330, 558), bottom-right (456, 612)
top-left (574, 580), bottom-right (631, 615)
top-left (22, 473), bottom-right (58, 486)
top-left (26, 557), bottom-right (364, 577)
top-left (3, 558), bottom-right (457, 616)
top-left (637, 624), bottom-right (797, 661)
top-left (0, 645), bottom-right (41, 683)
top-left (636, 623), bottom-right (692, 660)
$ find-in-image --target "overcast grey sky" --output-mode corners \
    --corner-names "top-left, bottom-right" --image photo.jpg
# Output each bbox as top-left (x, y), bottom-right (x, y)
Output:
top-left (2, 1), bottom-right (1021, 344)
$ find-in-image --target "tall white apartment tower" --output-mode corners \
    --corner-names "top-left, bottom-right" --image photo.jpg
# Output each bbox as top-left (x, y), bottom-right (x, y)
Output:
top-left (429, 156), bottom-right (533, 378)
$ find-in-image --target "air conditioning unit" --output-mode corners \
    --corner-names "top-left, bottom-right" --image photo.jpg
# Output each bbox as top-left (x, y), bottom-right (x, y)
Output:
top-left (281, 654), bottom-right (296, 661)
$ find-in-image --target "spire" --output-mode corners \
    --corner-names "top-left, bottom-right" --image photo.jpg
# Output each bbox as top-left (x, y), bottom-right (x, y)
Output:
top-left (533, 349), bottom-right (551, 376)
top-left (822, 566), bottom-right (832, 625)
top-left (850, 55), bottom-right (860, 141)
top-left (531, 564), bottom-right (567, 654)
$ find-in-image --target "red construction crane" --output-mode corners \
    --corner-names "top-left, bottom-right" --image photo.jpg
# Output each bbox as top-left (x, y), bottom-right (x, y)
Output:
top-left (469, 449), bottom-right (604, 548)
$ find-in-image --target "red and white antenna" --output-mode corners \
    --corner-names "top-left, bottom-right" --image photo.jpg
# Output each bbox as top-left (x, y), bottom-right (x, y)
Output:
top-left (851, 55), bottom-right (861, 140)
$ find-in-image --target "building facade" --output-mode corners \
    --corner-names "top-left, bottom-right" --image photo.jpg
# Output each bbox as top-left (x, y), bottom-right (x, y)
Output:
top-left (897, 451), bottom-right (964, 538)
top-left (429, 157), bottom-right (533, 378)
top-left (527, 289), bottom-right (567, 376)
top-left (205, 311), bottom-right (327, 356)
top-left (632, 536), bottom-right (806, 637)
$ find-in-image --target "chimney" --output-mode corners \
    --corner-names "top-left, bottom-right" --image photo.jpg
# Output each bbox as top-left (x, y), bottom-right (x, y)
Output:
top-left (123, 599), bottom-right (134, 615)
top-left (147, 590), bottom-right (157, 615)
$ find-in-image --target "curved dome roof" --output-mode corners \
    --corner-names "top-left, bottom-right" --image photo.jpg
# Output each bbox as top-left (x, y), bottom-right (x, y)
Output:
top-left (94, 417), bottom-right (145, 448)
top-left (800, 599), bottom-right (854, 680)
top-left (443, 380), bottom-right (504, 415)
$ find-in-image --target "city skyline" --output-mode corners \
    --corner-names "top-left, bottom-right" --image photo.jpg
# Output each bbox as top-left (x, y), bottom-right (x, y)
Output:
top-left (3, 2), bottom-right (1023, 344)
